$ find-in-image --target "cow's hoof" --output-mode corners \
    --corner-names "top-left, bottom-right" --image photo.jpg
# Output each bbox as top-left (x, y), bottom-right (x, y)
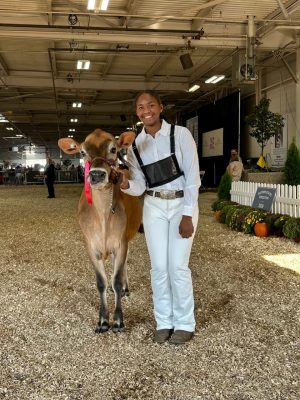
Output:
top-left (95, 322), bottom-right (110, 333)
top-left (112, 322), bottom-right (125, 333)
top-left (122, 288), bottom-right (130, 297)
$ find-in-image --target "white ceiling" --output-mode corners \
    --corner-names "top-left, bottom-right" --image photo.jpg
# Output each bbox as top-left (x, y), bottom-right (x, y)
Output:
top-left (0, 0), bottom-right (300, 150)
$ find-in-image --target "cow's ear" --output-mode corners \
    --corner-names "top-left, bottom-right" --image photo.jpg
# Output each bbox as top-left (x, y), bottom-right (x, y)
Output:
top-left (117, 131), bottom-right (136, 149)
top-left (58, 138), bottom-right (80, 154)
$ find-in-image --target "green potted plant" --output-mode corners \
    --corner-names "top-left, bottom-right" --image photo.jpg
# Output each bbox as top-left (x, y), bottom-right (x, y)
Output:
top-left (217, 171), bottom-right (232, 200)
top-left (284, 138), bottom-right (300, 185)
top-left (282, 217), bottom-right (300, 242)
top-left (245, 97), bottom-right (284, 163)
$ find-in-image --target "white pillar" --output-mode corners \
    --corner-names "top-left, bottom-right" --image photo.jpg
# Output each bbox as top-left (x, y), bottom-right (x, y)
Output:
top-left (295, 47), bottom-right (300, 148)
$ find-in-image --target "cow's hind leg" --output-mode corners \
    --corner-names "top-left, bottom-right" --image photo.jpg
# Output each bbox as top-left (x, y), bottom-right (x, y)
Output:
top-left (93, 258), bottom-right (110, 333)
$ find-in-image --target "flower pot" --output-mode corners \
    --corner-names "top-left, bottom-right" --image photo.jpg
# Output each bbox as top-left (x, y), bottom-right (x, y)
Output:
top-left (214, 210), bottom-right (222, 222)
top-left (254, 222), bottom-right (269, 237)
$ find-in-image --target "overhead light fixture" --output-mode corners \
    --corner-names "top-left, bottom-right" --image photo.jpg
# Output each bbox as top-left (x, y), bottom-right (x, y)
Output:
top-left (0, 118), bottom-right (9, 123)
top-left (188, 84), bottom-right (200, 93)
top-left (72, 102), bottom-right (82, 108)
top-left (70, 118), bottom-right (78, 123)
top-left (77, 60), bottom-right (90, 70)
top-left (69, 128), bottom-right (76, 132)
top-left (6, 127), bottom-right (14, 130)
top-left (87, 0), bottom-right (110, 11)
top-left (205, 75), bottom-right (225, 84)
top-left (179, 53), bottom-right (194, 70)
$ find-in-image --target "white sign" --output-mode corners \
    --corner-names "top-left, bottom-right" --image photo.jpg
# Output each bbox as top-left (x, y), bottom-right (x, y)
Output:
top-left (270, 115), bottom-right (287, 167)
top-left (202, 128), bottom-right (224, 157)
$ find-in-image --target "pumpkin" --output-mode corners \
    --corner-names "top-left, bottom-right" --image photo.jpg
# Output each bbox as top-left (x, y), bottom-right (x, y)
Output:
top-left (254, 222), bottom-right (269, 237)
top-left (214, 210), bottom-right (222, 222)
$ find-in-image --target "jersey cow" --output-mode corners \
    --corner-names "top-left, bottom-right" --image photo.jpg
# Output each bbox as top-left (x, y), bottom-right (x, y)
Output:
top-left (58, 129), bottom-right (142, 333)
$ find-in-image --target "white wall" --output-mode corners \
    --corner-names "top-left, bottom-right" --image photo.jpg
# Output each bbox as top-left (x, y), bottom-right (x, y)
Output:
top-left (245, 55), bottom-right (299, 161)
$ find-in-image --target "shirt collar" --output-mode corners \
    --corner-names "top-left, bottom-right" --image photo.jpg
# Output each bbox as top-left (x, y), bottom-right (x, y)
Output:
top-left (140, 119), bottom-right (170, 139)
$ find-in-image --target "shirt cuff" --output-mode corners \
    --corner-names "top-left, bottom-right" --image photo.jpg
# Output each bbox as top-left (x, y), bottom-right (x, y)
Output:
top-left (182, 205), bottom-right (194, 217)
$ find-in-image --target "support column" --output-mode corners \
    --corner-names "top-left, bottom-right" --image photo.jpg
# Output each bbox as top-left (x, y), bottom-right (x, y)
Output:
top-left (295, 47), bottom-right (300, 148)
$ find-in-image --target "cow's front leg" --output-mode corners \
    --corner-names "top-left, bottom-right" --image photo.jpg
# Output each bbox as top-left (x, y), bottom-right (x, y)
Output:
top-left (111, 252), bottom-right (129, 297)
top-left (94, 258), bottom-right (110, 333)
top-left (112, 245), bottom-right (128, 332)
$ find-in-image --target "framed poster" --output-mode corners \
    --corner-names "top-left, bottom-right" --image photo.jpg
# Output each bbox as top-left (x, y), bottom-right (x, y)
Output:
top-left (202, 128), bottom-right (224, 157)
top-left (186, 116), bottom-right (198, 146)
top-left (270, 115), bottom-right (288, 167)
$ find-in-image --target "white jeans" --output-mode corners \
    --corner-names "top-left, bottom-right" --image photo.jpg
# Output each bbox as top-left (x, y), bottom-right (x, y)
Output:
top-left (143, 195), bottom-right (198, 332)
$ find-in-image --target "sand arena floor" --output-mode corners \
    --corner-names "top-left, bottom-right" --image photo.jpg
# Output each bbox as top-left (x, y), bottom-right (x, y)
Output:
top-left (0, 184), bottom-right (299, 400)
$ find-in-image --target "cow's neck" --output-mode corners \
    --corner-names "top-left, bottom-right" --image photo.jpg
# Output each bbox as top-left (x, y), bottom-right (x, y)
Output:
top-left (92, 185), bottom-right (117, 216)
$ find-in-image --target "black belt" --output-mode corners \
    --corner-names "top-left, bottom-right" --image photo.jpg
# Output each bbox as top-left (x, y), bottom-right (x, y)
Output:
top-left (146, 190), bottom-right (184, 199)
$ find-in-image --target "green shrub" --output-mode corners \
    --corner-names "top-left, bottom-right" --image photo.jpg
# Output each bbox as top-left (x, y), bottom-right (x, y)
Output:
top-left (228, 206), bottom-right (253, 231)
top-left (217, 171), bottom-right (232, 201)
top-left (282, 217), bottom-right (300, 239)
top-left (284, 138), bottom-right (300, 185)
top-left (211, 199), bottom-right (237, 212)
top-left (273, 214), bottom-right (291, 234)
top-left (265, 213), bottom-right (287, 236)
top-left (219, 204), bottom-right (238, 224)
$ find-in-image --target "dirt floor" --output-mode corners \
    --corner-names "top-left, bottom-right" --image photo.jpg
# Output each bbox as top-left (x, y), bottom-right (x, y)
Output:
top-left (0, 184), bottom-right (299, 400)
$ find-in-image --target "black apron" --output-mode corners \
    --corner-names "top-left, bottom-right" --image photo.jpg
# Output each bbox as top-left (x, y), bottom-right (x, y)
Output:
top-left (132, 125), bottom-right (184, 188)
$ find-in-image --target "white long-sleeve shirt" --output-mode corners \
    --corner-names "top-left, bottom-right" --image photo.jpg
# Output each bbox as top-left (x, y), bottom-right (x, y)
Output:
top-left (122, 120), bottom-right (201, 216)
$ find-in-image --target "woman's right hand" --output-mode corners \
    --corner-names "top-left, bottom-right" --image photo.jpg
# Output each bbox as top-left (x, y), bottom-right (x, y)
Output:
top-left (119, 169), bottom-right (130, 189)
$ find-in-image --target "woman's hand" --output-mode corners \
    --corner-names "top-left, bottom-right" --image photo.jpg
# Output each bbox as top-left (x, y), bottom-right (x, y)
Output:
top-left (118, 169), bottom-right (130, 190)
top-left (179, 215), bottom-right (194, 238)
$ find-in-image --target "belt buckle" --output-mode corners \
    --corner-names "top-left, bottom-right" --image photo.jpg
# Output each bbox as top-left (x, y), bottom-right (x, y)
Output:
top-left (160, 190), bottom-right (175, 199)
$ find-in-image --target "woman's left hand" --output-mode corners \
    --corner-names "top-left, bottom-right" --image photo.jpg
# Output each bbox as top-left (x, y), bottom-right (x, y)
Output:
top-left (179, 215), bottom-right (194, 238)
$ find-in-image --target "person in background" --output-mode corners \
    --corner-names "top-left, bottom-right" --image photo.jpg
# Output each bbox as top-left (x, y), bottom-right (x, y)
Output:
top-left (226, 148), bottom-right (244, 181)
top-left (119, 90), bottom-right (200, 345)
top-left (45, 157), bottom-right (56, 198)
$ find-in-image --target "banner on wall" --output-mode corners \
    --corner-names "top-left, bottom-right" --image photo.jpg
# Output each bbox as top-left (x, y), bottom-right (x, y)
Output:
top-left (186, 116), bottom-right (198, 146)
top-left (202, 128), bottom-right (224, 157)
top-left (270, 115), bottom-right (288, 168)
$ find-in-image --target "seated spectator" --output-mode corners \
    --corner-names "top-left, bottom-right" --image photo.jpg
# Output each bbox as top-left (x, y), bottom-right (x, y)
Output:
top-left (226, 148), bottom-right (244, 182)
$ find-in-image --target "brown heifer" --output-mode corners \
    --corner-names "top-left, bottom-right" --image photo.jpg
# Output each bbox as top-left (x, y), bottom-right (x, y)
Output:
top-left (58, 129), bottom-right (142, 333)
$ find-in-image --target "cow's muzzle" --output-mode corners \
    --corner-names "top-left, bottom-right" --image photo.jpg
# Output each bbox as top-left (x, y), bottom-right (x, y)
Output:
top-left (88, 168), bottom-right (108, 185)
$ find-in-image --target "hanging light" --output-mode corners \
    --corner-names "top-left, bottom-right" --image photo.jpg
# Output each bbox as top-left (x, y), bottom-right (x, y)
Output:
top-left (87, 0), bottom-right (110, 11)
top-left (77, 60), bottom-right (90, 70)
top-left (205, 75), bottom-right (225, 84)
top-left (188, 84), bottom-right (200, 93)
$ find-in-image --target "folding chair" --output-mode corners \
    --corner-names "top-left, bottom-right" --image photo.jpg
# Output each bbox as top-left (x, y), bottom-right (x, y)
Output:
top-left (200, 170), bottom-right (206, 190)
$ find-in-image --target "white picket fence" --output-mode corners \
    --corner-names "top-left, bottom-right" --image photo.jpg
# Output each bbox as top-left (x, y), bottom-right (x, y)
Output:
top-left (230, 181), bottom-right (300, 218)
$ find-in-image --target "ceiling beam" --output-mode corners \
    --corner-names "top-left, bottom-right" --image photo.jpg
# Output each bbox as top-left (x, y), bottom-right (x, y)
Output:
top-left (3, 75), bottom-right (189, 92)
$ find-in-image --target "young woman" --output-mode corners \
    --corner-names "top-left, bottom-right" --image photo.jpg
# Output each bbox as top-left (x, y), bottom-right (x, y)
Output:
top-left (120, 90), bottom-right (200, 344)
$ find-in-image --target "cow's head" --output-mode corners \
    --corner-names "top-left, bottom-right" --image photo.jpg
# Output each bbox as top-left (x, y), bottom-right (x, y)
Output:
top-left (58, 129), bottom-right (135, 189)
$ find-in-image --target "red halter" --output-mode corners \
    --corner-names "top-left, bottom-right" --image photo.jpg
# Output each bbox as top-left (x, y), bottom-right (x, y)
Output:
top-left (84, 161), bottom-right (93, 205)
top-left (84, 157), bottom-right (119, 205)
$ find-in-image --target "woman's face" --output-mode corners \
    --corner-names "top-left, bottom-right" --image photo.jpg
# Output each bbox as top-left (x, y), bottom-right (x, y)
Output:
top-left (136, 93), bottom-right (163, 128)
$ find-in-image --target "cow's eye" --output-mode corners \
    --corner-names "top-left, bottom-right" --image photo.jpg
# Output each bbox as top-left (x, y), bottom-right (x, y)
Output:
top-left (110, 146), bottom-right (117, 154)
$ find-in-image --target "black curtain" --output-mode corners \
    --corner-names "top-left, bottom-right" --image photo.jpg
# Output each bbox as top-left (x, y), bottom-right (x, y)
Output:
top-left (183, 91), bottom-right (240, 188)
